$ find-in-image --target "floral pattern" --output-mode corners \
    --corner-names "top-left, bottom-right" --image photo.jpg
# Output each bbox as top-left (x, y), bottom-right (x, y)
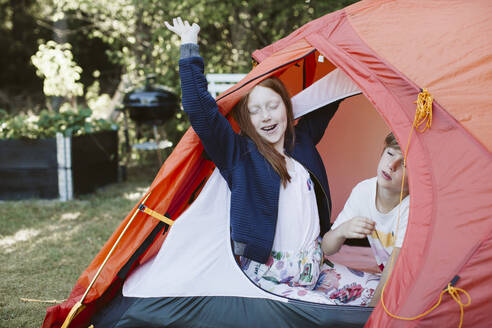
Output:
top-left (241, 242), bottom-right (381, 306)
top-left (241, 241), bottom-right (322, 288)
top-left (329, 283), bottom-right (364, 304)
top-left (313, 267), bottom-right (341, 295)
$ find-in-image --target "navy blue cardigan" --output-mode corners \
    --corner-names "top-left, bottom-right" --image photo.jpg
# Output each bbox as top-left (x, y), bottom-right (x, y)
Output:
top-left (179, 54), bottom-right (339, 264)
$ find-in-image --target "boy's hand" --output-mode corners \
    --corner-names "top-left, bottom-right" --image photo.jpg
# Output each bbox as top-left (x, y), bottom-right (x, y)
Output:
top-left (165, 17), bottom-right (200, 44)
top-left (336, 216), bottom-right (375, 239)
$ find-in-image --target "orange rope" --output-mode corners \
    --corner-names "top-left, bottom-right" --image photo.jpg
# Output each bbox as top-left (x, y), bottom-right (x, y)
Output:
top-left (413, 88), bottom-right (433, 132)
top-left (380, 89), bottom-right (471, 328)
top-left (382, 283), bottom-right (471, 327)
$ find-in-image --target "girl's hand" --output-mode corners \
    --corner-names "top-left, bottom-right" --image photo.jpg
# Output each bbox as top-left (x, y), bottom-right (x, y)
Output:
top-left (336, 216), bottom-right (375, 239)
top-left (164, 17), bottom-right (200, 44)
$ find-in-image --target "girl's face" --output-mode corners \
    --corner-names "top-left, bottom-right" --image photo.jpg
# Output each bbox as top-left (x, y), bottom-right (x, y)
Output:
top-left (377, 147), bottom-right (409, 195)
top-left (247, 85), bottom-right (288, 153)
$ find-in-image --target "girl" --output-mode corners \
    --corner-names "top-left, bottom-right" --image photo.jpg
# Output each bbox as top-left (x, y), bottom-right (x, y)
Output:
top-left (166, 17), bottom-right (338, 301)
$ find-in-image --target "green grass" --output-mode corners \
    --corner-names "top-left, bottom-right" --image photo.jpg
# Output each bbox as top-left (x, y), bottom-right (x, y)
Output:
top-left (0, 165), bottom-right (158, 328)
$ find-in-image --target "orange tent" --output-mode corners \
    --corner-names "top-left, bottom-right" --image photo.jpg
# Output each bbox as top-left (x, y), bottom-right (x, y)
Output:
top-left (44, 0), bottom-right (492, 327)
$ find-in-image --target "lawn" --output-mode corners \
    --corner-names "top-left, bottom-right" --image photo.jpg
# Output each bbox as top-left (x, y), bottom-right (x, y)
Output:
top-left (0, 165), bottom-right (158, 328)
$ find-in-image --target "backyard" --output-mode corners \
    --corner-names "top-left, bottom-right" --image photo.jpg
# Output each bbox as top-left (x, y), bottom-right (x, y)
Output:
top-left (5, 1), bottom-right (488, 328)
top-left (0, 2), bottom-right (357, 326)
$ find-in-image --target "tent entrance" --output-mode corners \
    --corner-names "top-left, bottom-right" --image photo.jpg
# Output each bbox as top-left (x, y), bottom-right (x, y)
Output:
top-left (121, 168), bottom-right (374, 317)
top-left (123, 47), bottom-right (391, 311)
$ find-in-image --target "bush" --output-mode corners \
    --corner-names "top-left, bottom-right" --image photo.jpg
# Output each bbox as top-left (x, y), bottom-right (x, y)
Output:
top-left (0, 107), bottom-right (117, 139)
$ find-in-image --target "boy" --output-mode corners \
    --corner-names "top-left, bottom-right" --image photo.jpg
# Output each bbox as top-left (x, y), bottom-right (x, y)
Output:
top-left (321, 132), bottom-right (410, 307)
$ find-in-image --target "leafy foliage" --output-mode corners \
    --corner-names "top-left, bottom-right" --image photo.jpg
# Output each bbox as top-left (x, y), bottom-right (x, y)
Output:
top-left (41, 0), bottom-right (359, 93)
top-left (0, 107), bottom-right (116, 139)
top-left (31, 41), bottom-right (84, 98)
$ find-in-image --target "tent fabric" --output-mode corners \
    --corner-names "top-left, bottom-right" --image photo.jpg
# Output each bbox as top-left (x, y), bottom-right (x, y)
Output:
top-left (345, 0), bottom-right (492, 153)
top-left (92, 293), bottom-right (373, 328)
top-left (108, 296), bottom-right (372, 328)
top-left (122, 169), bottom-right (285, 300)
top-left (317, 94), bottom-right (391, 222)
top-left (291, 68), bottom-right (361, 119)
top-left (43, 1), bottom-right (492, 327)
top-left (90, 169), bottom-right (371, 327)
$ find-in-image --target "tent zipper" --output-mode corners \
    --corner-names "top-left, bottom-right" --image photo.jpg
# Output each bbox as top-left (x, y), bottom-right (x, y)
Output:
top-left (305, 166), bottom-right (331, 223)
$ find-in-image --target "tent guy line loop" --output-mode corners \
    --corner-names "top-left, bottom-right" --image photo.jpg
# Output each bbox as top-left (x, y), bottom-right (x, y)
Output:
top-left (414, 88), bottom-right (433, 133)
top-left (138, 204), bottom-right (174, 226)
top-left (381, 279), bottom-right (471, 328)
top-left (380, 89), bottom-right (471, 328)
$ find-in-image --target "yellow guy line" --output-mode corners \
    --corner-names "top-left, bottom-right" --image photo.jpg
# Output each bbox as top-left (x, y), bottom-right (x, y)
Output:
top-left (61, 192), bottom-right (152, 328)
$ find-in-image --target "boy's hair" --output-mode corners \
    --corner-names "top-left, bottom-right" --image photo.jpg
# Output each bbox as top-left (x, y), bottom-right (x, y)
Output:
top-left (384, 132), bottom-right (401, 151)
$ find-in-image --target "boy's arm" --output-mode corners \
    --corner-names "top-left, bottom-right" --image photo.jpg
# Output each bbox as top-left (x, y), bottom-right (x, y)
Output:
top-left (322, 216), bottom-right (375, 256)
top-left (323, 182), bottom-right (374, 256)
top-left (368, 247), bottom-right (401, 307)
top-left (321, 228), bottom-right (346, 256)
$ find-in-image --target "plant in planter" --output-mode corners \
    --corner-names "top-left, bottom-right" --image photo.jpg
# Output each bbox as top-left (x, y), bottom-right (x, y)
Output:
top-left (0, 41), bottom-right (119, 201)
top-left (0, 108), bottom-right (119, 201)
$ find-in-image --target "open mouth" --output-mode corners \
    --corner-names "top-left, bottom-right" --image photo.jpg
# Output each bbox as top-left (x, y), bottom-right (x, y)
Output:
top-left (261, 124), bottom-right (277, 132)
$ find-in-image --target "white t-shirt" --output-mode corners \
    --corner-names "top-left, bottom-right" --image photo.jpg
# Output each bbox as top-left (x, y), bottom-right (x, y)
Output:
top-left (273, 157), bottom-right (320, 253)
top-left (330, 177), bottom-right (409, 269)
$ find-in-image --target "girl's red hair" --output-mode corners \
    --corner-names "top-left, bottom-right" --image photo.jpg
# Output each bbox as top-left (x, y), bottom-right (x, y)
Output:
top-left (233, 77), bottom-right (295, 187)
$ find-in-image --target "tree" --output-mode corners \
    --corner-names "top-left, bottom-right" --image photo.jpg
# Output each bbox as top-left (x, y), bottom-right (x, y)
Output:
top-left (31, 41), bottom-right (84, 108)
top-left (43, 0), bottom-right (359, 100)
top-left (1, 0), bottom-right (358, 145)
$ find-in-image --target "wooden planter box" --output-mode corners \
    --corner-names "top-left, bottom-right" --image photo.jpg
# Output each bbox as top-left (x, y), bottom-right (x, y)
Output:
top-left (0, 130), bottom-right (118, 200)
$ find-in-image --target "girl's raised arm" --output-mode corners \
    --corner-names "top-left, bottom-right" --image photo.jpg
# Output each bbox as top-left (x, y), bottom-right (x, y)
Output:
top-left (166, 18), bottom-right (242, 172)
top-left (164, 17), bottom-right (200, 45)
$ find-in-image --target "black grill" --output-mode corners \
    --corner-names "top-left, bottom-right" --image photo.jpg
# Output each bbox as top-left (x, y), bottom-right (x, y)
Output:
top-left (123, 81), bottom-right (179, 125)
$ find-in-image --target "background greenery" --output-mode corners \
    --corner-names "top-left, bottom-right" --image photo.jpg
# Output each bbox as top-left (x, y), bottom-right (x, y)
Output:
top-left (1, 0), bottom-right (357, 150)
top-left (1, 0), bottom-right (357, 114)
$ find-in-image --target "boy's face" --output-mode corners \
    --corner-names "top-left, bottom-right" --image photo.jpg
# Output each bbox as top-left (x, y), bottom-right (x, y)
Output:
top-left (377, 147), bottom-right (409, 195)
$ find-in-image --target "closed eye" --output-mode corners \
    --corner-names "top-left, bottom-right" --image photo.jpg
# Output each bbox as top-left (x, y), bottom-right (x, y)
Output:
top-left (248, 107), bottom-right (260, 114)
top-left (267, 101), bottom-right (279, 110)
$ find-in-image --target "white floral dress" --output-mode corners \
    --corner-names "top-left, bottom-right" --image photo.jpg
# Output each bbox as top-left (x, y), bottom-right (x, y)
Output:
top-left (240, 157), bottom-right (380, 305)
